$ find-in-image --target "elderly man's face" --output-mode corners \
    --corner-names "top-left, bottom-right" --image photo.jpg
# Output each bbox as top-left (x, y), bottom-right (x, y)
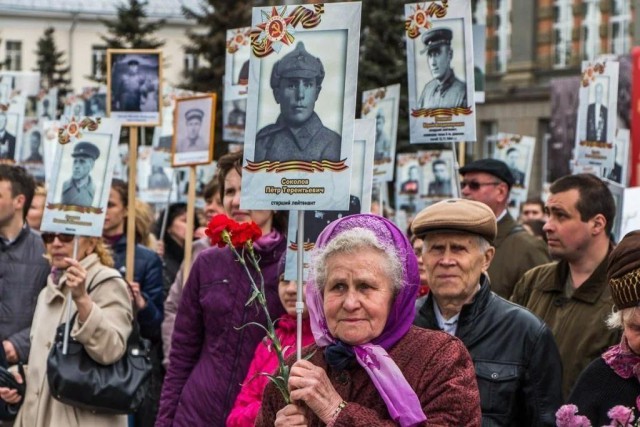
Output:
top-left (323, 246), bottom-right (394, 345)
top-left (0, 113), bottom-right (7, 131)
top-left (187, 118), bottom-right (202, 140)
top-left (274, 77), bottom-right (320, 127)
top-left (422, 232), bottom-right (494, 304)
top-left (72, 156), bottom-right (94, 180)
top-left (427, 45), bottom-right (453, 81)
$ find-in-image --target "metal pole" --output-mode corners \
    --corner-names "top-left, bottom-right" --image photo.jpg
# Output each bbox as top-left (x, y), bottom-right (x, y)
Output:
top-left (62, 237), bottom-right (79, 355)
top-left (296, 210), bottom-right (305, 361)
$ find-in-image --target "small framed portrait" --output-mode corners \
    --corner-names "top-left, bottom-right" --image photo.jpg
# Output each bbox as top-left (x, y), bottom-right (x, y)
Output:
top-left (18, 118), bottom-right (45, 181)
top-left (493, 132), bottom-right (536, 217)
top-left (241, 2), bottom-right (361, 211)
top-left (85, 93), bottom-right (107, 118)
top-left (63, 94), bottom-right (86, 120)
top-left (0, 96), bottom-right (26, 164)
top-left (395, 152), bottom-right (427, 215)
top-left (37, 88), bottom-right (58, 120)
top-left (107, 49), bottom-right (162, 127)
top-left (361, 83), bottom-right (400, 183)
top-left (405, 1), bottom-right (477, 144)
top-left (418, 149), bottom-right (457, 200)
top-left (604, 128), bottom-right (630, 186)
top-left (574, 60), bottom-right (619, 169)
top-left (171, 94), bottom-right (216, 167)
top-left (41, 118), bottom-right (122, 237)
top-left (223, 27), bottom-right (251, 143)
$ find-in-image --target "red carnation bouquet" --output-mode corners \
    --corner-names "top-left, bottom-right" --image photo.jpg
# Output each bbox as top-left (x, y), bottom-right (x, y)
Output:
top-left (205, 214), bottom-right (293, 403)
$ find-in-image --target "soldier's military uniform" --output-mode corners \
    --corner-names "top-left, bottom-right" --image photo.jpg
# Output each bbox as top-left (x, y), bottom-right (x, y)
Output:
top-left (417, 28), bottom-right (467, 110)
top-left (177, 108), bottom-right (208, 153)
top-left (61, 142), bottom-right (99, 207)
top-left (254, 42), bottom-right (341, 163)
top-left (427, 179), bottom-right (452, 197)
top-left (115, 59), bottom-right (147, 111)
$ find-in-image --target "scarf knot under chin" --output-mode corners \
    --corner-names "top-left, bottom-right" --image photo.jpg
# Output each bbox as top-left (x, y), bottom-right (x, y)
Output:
top-left (603, 337), bottom-right (640, 411)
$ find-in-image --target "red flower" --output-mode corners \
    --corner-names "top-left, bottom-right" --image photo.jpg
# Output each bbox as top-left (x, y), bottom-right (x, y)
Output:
top-left (205, 214), bottom-right (233, 248)
top-left (229, 221), bottom-right (263, 248)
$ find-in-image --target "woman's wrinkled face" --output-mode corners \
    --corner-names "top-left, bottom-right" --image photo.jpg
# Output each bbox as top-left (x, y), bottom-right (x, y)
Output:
top-left (323, 247), bottom-right (394, 345)
top-left (623, 309), bottom-right (640, 355)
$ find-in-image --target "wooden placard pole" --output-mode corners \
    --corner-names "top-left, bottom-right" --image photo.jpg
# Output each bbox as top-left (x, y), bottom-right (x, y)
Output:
top-left (296, 210), bottom-right (305, 361)
top-left (125, 127), bottom-right (138, 283)
top-left (182, 166), bottom-right (197, 281)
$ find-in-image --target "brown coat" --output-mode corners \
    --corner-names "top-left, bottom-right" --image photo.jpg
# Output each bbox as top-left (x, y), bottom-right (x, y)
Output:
top-left (511, 257), bottom-right (621, 397)
top-left (488, 213), bottom-right (550, 299)
top-left (256, 326), bottom-right (482, 426)
top-left (14, 254), bottom-right (133, 427)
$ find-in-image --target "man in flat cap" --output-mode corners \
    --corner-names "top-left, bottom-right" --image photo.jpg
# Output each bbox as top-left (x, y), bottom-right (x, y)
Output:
top-left (412, 198), bottom-right (563, 426)
top-left (177, 108), bottom-right (208, 153)
top-left (113, 57), bottom-right (147, 112)
top-left (61, 141), bottom-right (100, 207)
top-left (253, 42), bottom-right (341, 163)
top-left (459, 158), bottom-right (550, 299)
top-left (417, 27), bottom-right (467, 110)
top-left (511, 173), bottom-right (619, 397)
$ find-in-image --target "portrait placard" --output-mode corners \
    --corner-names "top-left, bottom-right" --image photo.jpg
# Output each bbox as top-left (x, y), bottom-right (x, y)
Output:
top-left (361, 84), bottom-right (400, 183)
top-left (37, 88), bottom-right (58, 120)
top-left (18, 118), bottom-right (45, 181)
top-left (0, 72), bottom-right (40, 97)
top-left (41, 118), bottom-right (122, 237)
top-left (574, 60), bottom-right (619, 169)
top-left (284, 118), bottom-right (375, 281)
top-left (241, 2), bottom-right (361, 211)
top-left (417, 149), bottom-right (458, 202)
top-left (472, 25), bottom-right (486, 104)
top-left (405, 1), bottom-right (476, 144)
top-left (107, 49), bottom-right (162, 127)
top-left (63, 93), bottom-right (86, 121)
top-left (83, 87), bottom-right (107, 118)
top-left (620, 187), bottom-right (640, 239)
top-left (171, 94), bottom-right (216, 167)
top-left (603, 128), bottom-right (629, 186)
top-left (223, 27), bottom-right (251, 143)
top-left (492, 132), bottom-right (536, 217)
top-left (395, 152), bottom-right (428, 216)
top-left (607, 181), bottom-right (624, 243)
top-left (41, 120), bottom-right (61, 181)
top-left (0, 95), bottom-right (26, 164)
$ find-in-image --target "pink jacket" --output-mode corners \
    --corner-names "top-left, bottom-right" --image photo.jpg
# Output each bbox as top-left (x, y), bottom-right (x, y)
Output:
top-left (226, 314), bottom-right (314, 427)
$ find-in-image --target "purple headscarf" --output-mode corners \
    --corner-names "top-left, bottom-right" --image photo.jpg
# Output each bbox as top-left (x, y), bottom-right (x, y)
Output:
top-left (305, 214), bottom-right (426, 426)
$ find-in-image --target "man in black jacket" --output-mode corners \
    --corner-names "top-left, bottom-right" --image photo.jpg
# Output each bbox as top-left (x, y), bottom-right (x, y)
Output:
top-left (412, 198), bottom-right (563, 426)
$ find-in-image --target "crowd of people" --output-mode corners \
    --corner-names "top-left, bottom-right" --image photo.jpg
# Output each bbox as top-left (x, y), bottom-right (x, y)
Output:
top-left (0, 152), bottom-right (638, 426)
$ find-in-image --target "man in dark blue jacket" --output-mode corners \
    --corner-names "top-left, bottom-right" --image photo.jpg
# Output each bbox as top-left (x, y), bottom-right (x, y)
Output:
top-left (412, 198), bottom-right (563, 426)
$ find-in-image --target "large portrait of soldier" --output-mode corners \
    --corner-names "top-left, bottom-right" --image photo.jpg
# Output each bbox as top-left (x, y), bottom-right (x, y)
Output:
top-left (284, 117), bottom-right (375, 282)
top-left (405, 0), bottom-right (476, 144)
top-left (172, 94), bottom-right (216, 167)
top-left (107, 49), bottom-right (162, 126)
top-left (0, 96), bottom-right (26, 165)
top-left (41, 118), bottom-right (122, 237)
top-left (241, 2), bottom-right (361, 211)
top-left (223, 27), bottom-right (251, 143)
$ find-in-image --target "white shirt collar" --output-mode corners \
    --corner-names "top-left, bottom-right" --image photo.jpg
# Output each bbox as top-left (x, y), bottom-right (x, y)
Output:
top-left (433, 298), bottom-right (460, 336)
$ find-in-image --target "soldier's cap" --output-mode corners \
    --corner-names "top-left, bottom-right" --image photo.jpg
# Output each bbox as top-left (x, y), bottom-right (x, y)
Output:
top-left (459, 158), bottom-right (515, 190)
top-left (421, 28), bottom-right (453, 54)
top-left (127, 58), bottom-right (140, 66)
top-left (270, 42), bottom-right (325, 89)
top-left (71, 141), bottom-right (100, 160)
top-left (185, 108), bottom-right (204, 122)
top-left (411, 198), bottom-right (497, 243)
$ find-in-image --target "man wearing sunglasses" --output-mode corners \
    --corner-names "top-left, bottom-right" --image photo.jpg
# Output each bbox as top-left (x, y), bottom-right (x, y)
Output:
top-left (0, 165), bottom-right (50, 368)
top-left (459, 158), bottom-right (549, 299)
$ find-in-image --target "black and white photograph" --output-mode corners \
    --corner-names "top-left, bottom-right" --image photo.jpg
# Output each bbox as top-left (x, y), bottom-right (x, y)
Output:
top-left (604, 128), bottom-right (630, 186)
top-left (0, 110), bottom-right (19, 162)
top-left (418, 149), bottom-right (457, 199)
top-left (493, 132), bottom-right (536, 218)
top-left (41, 118), bottom-right (122, 237)
top-left (36, 88), bottom-right (57, 120)
top-left (63, 95), bottom-right (86, 120)
top-left (406, 0), bottom-right (476, 144)
top-left (473, 24), bottom-right (486, 104)
top-left (284, 118), bottom-right (375, 281)
top-left (172, 94), bottom-right (216, 167)
top-left (107, 49), bottom-right (162, 126)
top-left (241, 2), bottom-right (361, 211)
top-left (85, 93), bottom-right (107, 118)
top-left (361, 83), bottom-right (400, 183)
top-left (223, 27), bottom-right (251, 143)
top-left (395, 152), bottom-right (428, 215)
top-left (19, 119), bottom-right (45, 178)
top-left (574, 60), bottom-right (619, 170)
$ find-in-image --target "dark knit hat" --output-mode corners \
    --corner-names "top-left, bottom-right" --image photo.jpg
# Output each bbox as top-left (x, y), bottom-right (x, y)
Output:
top-left (459, 158), bottom-right (515, 190)
top-left (608, 230), bottom-right (640, 309)
top-left (411, 198), bottom-right (497, 243)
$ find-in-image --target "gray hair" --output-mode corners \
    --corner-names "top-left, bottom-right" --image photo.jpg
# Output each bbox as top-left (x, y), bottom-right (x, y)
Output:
top-left (311, 227), bottom-right (404, 293)
top-left (421, 233), bottom-right (491, 254)
top-left (605, 306), bottom-right (638, 330)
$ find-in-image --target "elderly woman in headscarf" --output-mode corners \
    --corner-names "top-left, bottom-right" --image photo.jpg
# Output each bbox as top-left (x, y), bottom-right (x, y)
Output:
top-left (565, 231), bottom-right (639, 425)
top-left (257, 214), bottom-right (481, 426)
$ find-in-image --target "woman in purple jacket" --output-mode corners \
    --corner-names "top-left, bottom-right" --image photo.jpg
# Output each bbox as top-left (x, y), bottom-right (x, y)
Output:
top-left (156, 151), bottom-right (287, 426)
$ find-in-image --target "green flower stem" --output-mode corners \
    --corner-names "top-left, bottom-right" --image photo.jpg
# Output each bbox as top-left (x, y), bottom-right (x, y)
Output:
top-left (225, 235), bottom-right (290, 403)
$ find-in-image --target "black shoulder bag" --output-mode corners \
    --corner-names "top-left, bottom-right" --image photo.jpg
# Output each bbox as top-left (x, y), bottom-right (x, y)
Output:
top-left (47, 275), bottom-right (152, 414)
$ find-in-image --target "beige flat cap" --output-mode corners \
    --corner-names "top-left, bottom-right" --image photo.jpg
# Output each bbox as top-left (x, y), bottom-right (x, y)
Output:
top-left (411, 198), bottom-right (497, 243)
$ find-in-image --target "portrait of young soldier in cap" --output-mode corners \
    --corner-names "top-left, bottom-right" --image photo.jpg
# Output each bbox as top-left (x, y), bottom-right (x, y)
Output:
top-left (417, 27), bottom-right (467, 110)
top-left (112, 57), bottom-right (148, 112)
top-left (61, 141), bottom-right (100, 207)
top-left (253, 42), bottom-right (341, 163)
top-left (177, 108), bottom-right (208, 153)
